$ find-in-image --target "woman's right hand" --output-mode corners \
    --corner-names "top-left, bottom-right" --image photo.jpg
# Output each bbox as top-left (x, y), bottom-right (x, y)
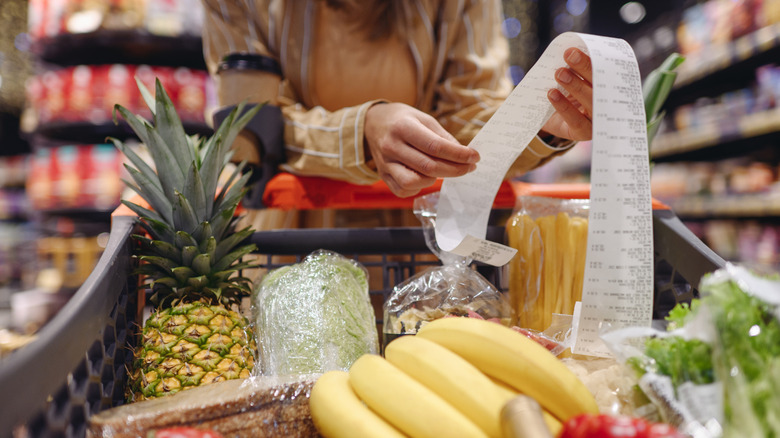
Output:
top-left (364, 102), bottom-right (480, 197)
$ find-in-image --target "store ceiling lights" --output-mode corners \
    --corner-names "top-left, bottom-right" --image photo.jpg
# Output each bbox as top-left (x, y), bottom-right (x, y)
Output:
top-left (566, 0), bottom-right (588, 16)
top-left (620, 1), bottom-right (647, 24)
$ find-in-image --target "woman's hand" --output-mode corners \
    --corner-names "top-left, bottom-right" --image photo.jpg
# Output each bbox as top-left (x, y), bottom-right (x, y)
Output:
top-left (364, 102), bottom-right (479, 197)
top-left (541, 47), bottom-right (593, 142)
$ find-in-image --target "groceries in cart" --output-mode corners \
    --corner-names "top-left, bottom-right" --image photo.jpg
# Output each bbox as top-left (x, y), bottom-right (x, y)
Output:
top-left (505, 195), bottom-right (590, 350)
top-left (603, 264), bottom-right (780, 438)
top-left (382, 193), bottom-right (513, 346)
top-left (253, 250), bottom-right (379, 375)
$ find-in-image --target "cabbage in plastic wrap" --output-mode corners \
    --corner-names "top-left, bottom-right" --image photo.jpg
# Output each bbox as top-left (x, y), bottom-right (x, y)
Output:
top-left (253, 250), bottom-right (379, 376)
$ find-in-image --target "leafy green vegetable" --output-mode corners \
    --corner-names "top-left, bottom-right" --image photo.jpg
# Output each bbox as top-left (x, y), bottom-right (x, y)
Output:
top-left (701, 273), bottom-right (780, 437)
top-left (628, 336), bottom-right (714, 387)
top-left (630, 268), bottom-right (780, 437)
top-left (664, 300), bottom-right (699, 331)
top-left (253, 250), bottom-right (378, 375)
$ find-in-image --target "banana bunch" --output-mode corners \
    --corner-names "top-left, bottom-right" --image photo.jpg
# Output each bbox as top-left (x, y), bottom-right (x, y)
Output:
top-left (309, 317), bottom-right (598, 438)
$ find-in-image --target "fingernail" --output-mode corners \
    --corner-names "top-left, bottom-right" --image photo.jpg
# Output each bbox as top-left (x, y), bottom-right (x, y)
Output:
top-left (548, 89), bottom-right (563, 102)
top-left (567, 49), bottom-right (582, 64)
top-left (468, 152), bottom-right (480, 163)
top-left (556, 69), bottom-right (573, 84)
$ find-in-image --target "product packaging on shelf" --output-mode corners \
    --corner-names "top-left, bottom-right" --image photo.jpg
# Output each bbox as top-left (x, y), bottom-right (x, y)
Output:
top-left (26, 64), bottom-right (214, 129)
top-left (27, 0), bottom-right (204, 41)
top-left (26, 144), bottom-right (123, 212)
top-left (382, 193), bottom-right (513, 348)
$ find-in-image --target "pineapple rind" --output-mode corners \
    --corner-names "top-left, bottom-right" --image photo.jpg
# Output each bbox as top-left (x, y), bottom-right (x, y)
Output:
top-left (129, 301), bottom-right (257, 401)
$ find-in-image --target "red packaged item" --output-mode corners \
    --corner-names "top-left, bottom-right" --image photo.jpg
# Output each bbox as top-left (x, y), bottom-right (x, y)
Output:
top-left (27, 149), bottom-right (53, 210)
top-left (559, 413), bottom-right (686, 438)
top-left (84, 144), bottom-right (122, 210)
top-left (67, 65), bottom-right (93, 123)
top-left (175, 67), bottom-right (206, 123)
top-left (41, 70), bottom-right (66, 123)
top-left (53, 145), bottom-right (81, 208)
top-left (104, 64), bottom-right (135, 120)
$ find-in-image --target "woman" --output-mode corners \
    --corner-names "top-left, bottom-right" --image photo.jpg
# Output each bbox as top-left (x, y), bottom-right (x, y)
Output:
top-left (201, 0), bottom-right (593, 199)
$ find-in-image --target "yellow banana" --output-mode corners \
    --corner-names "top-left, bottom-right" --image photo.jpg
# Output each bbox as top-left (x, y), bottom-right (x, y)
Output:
top-left (349, 354), bottom-right (487, 438)
top-left (384, 335), bottom-right (505, 438)
top-left (309, 370), bottom-right (405, 438)
top-left (416, 317), bottom-right (598, 422)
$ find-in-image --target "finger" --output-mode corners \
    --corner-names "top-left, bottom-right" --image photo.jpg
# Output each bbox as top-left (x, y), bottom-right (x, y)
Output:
top-left (371, 132), bottom-right (477, 179)
top-left (403, 119), bottom-right (479, 164)
top-left (547, 89), bottom-right (592, 140)
top-left (394, 145), bottom-right (477, 178)
top-left (564, 47), bottom-right (592, 84)
top-left (555, 67), bottom-right (593, 117)
top-left (381, 162), bottom-right (437, 198)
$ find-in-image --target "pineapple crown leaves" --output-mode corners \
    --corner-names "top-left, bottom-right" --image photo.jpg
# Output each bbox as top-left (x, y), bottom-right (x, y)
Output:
top-left (112, 77), bottom-right (263, 307)
top-left (112, 78), bottom-right (260, 235)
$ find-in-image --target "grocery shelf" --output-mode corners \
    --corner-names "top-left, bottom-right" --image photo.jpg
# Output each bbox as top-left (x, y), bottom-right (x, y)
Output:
top-left (650, 108), bottom-right (780, 160)
top-left (674, 23), bottom-right (780, 88)
top-left (34, 120), bottom-right (213, 144)
top-left (667, 193), bottom-right (780, 219)
top-left (667, 23), bottom-right (780, 108)
top-left (31, 31), bottom-right (206, 70)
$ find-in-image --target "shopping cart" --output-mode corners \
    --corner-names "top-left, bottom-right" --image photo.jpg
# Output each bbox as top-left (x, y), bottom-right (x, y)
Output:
top-left (0, 177), bottom-right (726, 437)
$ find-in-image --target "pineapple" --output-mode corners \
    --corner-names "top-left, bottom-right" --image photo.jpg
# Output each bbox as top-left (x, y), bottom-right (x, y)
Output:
top-left (111, 79), bottom-right (261, 401)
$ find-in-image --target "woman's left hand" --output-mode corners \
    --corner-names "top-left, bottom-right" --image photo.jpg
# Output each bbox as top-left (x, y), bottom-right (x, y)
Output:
top-left (541, 47), bottom-right (593, 142)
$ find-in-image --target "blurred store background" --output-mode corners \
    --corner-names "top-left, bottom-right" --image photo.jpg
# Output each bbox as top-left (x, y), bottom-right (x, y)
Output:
top-left (1, 0), bottom-right (780, 348)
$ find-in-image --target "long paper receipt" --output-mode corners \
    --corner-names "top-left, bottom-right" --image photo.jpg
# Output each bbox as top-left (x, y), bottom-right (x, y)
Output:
top-left (435, 32), bottom-right (653, 357)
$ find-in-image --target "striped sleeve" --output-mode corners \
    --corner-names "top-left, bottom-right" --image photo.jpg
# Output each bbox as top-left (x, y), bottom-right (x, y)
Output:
top-left (433, 0), bottom-right (512, 145)
top-left (433, 0), bottom-right (574, 176)
top-left (277, 97), bottom-right (382, 185)
top-left (202, 0), bottom-right (380, 184)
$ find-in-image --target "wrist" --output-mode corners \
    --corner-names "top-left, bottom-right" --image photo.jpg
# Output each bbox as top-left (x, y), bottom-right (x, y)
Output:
top-left (364, 101), bottom-right (388, 171)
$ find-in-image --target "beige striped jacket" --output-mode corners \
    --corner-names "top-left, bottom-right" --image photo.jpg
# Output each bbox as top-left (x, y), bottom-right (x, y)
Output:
top-left (201, 0), bottom-right (574, 186)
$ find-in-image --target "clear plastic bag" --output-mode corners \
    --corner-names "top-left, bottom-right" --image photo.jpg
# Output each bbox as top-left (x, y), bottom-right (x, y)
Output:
top-left (87, 376), bottom-right (317, 437)
top-left (382, 193), bottom-right (513, 346)
top-left (253, 250), bottom-right (379, 376)
top-left (505, 196), bottom-right (590, 332)
top-left (602, 264), bottom-right (780, 438)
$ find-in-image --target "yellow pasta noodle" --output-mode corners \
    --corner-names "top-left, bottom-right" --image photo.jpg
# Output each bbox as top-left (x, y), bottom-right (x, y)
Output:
top-left (506, 210), bottom-right (589, 332)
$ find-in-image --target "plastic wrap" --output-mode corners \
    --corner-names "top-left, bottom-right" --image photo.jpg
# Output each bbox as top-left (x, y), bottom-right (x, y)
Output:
top-left (602, 264), bottom-right (780, 438)
top-left (382, 193), bottom-right (513, 345)
top-left (505, 196), bottom-right (590, 332)
top-left (87, 376), bottom-right (318, 438)
top-left (253, 250), bottom-right (379, 376)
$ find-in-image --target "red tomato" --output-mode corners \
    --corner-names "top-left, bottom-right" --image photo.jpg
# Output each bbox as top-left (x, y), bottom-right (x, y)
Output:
top-left (150, 427), bottom-right (225, 438)
top-left (559, 414), bottom-right (685, 438)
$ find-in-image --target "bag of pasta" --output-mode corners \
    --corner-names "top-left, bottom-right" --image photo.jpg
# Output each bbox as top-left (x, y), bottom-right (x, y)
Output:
top-left (506, 196), bottom-right (589, 332)
top-left (382, 193), bottom-right (513, 348)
